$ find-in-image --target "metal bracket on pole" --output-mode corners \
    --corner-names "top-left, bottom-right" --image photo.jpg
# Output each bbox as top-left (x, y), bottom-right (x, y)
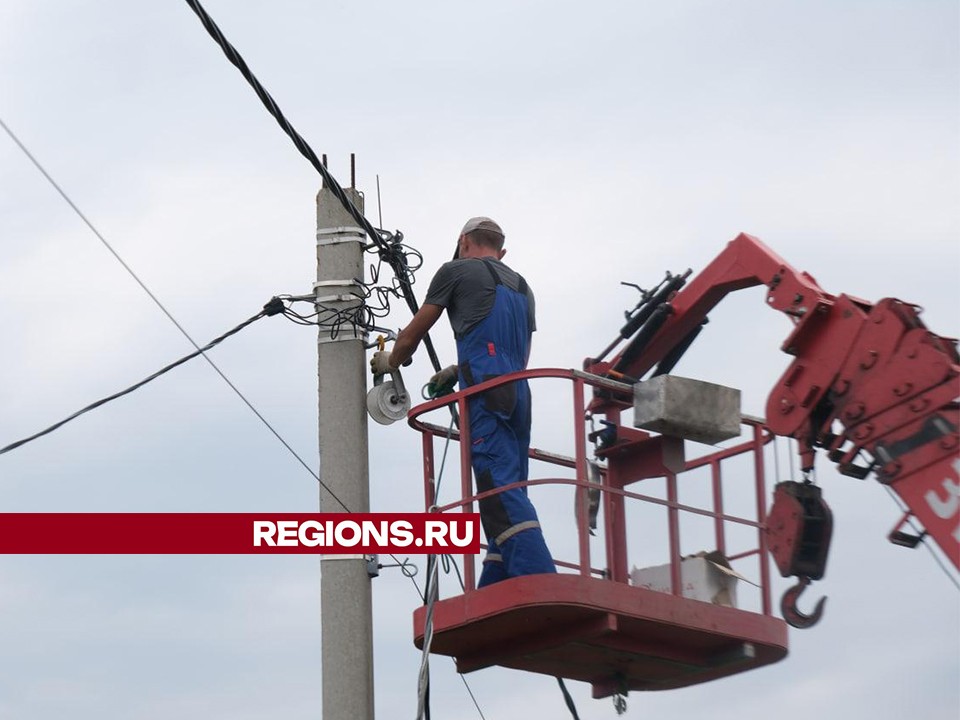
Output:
top-left (314, 278), bottom-right (363, 292)
top-left (314, 279), bottom-right (363, 288)
top-left (320, 554), bottom-right (380, 578)
top-left (318, 333), bottom-right (368, 345)
top-left (313, 280), bottom-right (365, 303)
top-left (317, 226), bottom-right (366, 247)
top-left (315, 293), bottom-right (364, 304)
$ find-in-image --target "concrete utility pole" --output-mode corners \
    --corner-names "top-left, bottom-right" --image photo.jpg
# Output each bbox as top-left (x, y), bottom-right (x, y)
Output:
top-left (317, 166), bottom-right (375, 720)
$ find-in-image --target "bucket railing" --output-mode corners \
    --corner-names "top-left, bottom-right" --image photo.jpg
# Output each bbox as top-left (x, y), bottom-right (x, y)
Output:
top-left (408, 367), bottom-right (775, 614)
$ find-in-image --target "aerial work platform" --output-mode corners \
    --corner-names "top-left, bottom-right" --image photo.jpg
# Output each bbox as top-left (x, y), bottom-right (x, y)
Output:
top-left (409, 369), bottom-right (790, 698)
top-left (414, 573), bottom-right (787, 695)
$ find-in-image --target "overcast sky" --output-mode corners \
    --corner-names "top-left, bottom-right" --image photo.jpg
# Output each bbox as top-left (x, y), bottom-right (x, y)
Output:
top-left (0, 1), bottom-right (957, 719)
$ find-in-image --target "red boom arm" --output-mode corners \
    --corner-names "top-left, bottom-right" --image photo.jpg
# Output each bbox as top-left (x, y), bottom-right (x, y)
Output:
top-left (586, 233), bottom-right (960, 571)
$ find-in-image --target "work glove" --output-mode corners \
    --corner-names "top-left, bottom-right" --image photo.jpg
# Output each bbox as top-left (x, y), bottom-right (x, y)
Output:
top-left (427, 365), bottom-right (459, 398)
top-left (369, 350), bottom-right (396, 376)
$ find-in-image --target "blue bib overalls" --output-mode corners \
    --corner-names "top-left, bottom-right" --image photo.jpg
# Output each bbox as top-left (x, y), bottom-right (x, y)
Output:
top-left (456, 260), bottom-right (556, 587)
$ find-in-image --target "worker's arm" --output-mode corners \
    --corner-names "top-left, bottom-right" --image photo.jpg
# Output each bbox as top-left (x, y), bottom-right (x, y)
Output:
top-left (389, 303), bottom-right (444, 368)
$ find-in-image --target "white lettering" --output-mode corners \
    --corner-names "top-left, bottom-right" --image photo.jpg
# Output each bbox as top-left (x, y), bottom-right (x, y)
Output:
top-left (937, 458), bottom-right (960, 545)
top-left (276, 520), bottom-right (299, 546)
top-left (253, 517), bottom-right (476, 551)
top-left (299, 520), bottom-right (323, 547)
top-left (253, 521), bottom-right (277, 547)
top-left (425, 520), bottom-right (449, 547)
top-left (335, 520), bottom-right (362, 546)
top-left (390, 520), bottom-right (414, 547)
top-left (448, 520), bottom-right (474, 548)
top-left (363, 521), bottom-right (389, 546)
top-left (926, 459), bottom-right (960, 518)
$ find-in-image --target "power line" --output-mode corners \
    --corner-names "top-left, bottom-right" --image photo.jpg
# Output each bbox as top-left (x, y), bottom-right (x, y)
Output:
top-left (0, 116), bottom-right (351, 511)
top-left (181, 0), bottom-right (444, 374)
top-left (183, 0), bottom-right (375, 249)
top-left (458, 668), bottom-right (487, 720)
top-left (556, 677), bottom-right (582, 720)
top-left (0, 116), bottom-right (207, 347)
top-left (1, 299), bottom-right (274, 456)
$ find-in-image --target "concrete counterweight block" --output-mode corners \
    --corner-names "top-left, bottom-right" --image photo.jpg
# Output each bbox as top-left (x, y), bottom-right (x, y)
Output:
top-left (634, 375), bottom-right (741, 445)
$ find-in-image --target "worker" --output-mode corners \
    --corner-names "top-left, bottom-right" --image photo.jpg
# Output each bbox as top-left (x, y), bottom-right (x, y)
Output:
top-left (371, 216), bottom-right (556, 587)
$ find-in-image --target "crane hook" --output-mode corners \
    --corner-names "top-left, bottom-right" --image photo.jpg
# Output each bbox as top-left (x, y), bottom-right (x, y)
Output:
top-left (780, 576), bottom-right (827, 629)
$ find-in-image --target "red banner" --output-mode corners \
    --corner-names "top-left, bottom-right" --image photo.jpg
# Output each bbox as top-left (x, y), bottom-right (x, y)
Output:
top-left (0, 513), bottom-right (481, 554)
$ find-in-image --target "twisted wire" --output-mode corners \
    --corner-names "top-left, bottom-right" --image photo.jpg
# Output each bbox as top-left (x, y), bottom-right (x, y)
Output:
top-left (183, 0), bottom-right (443, 372)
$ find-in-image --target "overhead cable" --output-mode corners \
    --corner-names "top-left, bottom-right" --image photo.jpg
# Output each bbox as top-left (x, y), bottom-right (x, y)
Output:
top-left (0, 116), bottom-right (343, 506)
top-left (556, 677), bottom-right (583, 719)
top-left (182, 0), bottom-right (443, 372)
top-left (0, 116), bottom-right (199, 358)
top-left (0, 300), bottom-right (274, 455)
top-left (0, 294), bottom-right (353, 513)
top-left (458, 671), bottom-right (487, 720)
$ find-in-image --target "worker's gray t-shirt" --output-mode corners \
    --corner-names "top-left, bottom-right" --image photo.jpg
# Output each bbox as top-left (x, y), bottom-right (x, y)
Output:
top-left (424, 258), bottom-right (536, 340)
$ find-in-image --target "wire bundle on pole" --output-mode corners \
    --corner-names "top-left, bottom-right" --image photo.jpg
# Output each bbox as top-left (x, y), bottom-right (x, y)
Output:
top-left (277, 238), bottom-right (426, 340)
